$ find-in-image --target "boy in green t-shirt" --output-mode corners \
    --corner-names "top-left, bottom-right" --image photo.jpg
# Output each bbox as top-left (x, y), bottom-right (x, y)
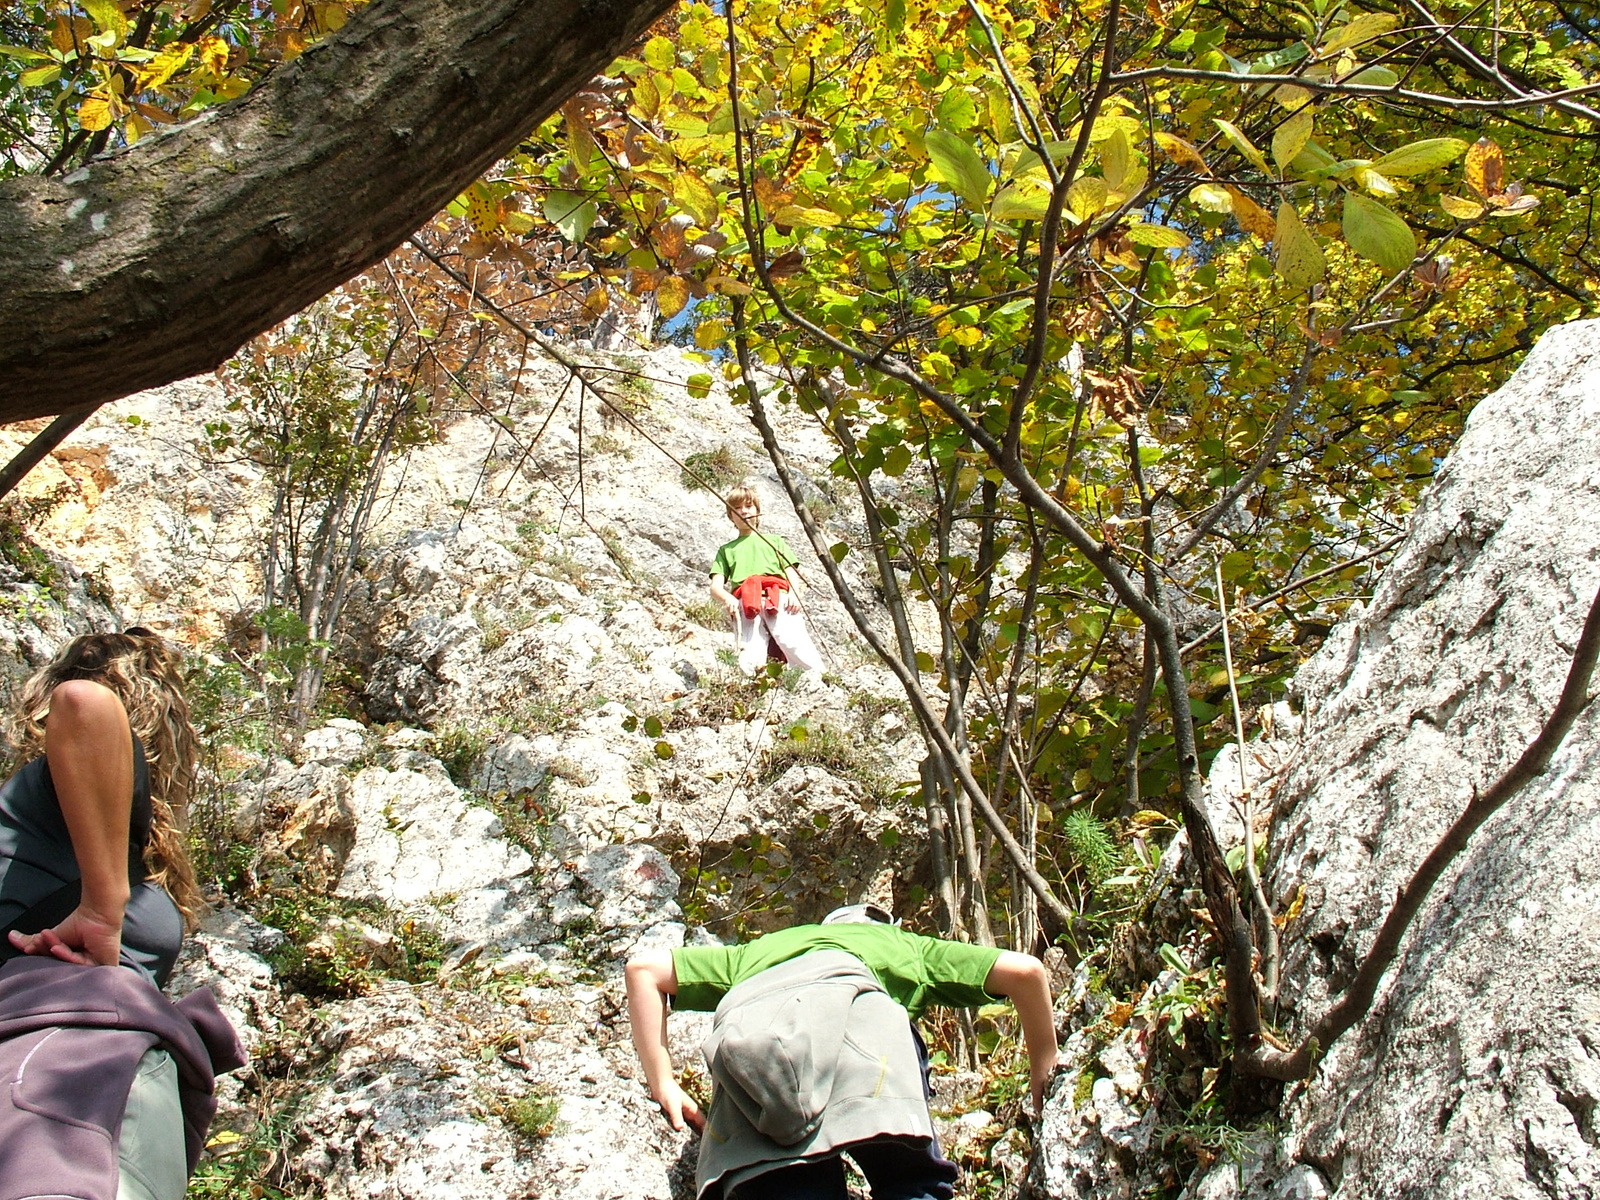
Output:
top-left (709, 485), bottom-right (822, 675)
top-left (626, 905), bottom-right (1059, 1200)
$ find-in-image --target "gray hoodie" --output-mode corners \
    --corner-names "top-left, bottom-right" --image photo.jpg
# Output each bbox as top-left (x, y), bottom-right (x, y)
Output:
top-left (697, 949), bottom-right (935, 1198)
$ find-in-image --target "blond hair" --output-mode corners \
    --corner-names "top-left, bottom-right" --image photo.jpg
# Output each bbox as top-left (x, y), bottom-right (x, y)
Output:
top-left (13, 631), bottom-right (202, 926)
top-left (725, 484), bottom-right (761, 519)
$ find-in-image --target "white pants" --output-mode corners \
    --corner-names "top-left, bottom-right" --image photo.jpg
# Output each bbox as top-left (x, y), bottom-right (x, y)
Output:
top-left (734, 605), bottom-right (822, 674)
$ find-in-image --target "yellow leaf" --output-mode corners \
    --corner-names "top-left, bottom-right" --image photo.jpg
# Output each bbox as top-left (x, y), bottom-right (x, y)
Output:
top-left (1464, 136), bottom-right (1504, 199)
top-left (1272, 107), bottom-right (1313, 173)
top-left (772, 204), bottom-right (842, 229)
top-left (1066, 176), bottom-right (1109, 220)
top-left (1439, 194), bottom-right (1484, 219)
top-left (1100, 127), bottom-right (1132, 190)
top-left (1228, 187), bottom-right (1276, 240)
top-left (1274, 84), bottom-right (1313, 110)
top-left (1274, 201), bottom-right (1325, 288)
top-left (1213, 118), bottom-right (1270, 176)
top-left (670, 173), bottom-right (718, 227)
top-left (77, 95), bottom-right (113, 132)
top-left (139, 42), bottom-right (195, 90)
top-left (1320, 12), bottom-right (1399, 56)
top-left (656, 275), bottom-right (690, 319)
top-left (198, 35), bottom-right (229, 76)
top-left (1154, 132), bottom-right (1209, 173)
top-left (1190, 182), bottom-right (1232, 213)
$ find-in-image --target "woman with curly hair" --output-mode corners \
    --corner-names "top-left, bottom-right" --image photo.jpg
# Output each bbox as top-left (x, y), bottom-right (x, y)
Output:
top-left (0, 628), bottom-right (201, 986)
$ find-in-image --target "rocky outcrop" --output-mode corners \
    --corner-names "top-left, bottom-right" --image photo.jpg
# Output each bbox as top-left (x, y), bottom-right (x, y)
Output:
top-left (1257, 318), bottom-right (1600, 1199)
top-left (1031, 320), bottom-right (1600, 1200)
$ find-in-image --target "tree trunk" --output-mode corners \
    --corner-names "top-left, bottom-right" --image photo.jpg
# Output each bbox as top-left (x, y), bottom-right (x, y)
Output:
top-left (0, 0), bottom-right (672, 422)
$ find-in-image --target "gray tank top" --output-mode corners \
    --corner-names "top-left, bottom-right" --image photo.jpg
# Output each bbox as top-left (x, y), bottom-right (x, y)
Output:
top-left (0, 737), bottom-right (182, 985)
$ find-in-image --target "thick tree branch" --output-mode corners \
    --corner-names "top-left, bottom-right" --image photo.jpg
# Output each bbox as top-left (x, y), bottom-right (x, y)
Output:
top-left (0, 0), bottom-right (672, 422)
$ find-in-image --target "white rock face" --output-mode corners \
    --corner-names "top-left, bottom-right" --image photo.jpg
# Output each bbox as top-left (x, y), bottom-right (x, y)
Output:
top-left (1261, 320), bottom-right (1600, 1197)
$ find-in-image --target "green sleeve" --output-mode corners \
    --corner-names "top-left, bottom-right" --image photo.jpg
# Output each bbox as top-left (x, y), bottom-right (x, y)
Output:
top-left (671, 944), bottom-right (740, 1011)
top-left (773, 535), bottom-right (799, 572)
top-left (915, 935), bottom-right (1004, 1010)
top-left (710, 543), bottom-right (730, 581)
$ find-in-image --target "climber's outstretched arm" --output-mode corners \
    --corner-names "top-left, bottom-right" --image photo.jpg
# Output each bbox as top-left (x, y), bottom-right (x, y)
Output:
top-left (625, 949), bottom-right (705, 1132)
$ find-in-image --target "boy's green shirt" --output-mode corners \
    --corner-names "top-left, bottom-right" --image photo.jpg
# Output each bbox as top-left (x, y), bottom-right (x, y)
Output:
top-left (671, 924), bottom-right (1003, 1019)
top-left (710, 531), bottom-right (799, 587)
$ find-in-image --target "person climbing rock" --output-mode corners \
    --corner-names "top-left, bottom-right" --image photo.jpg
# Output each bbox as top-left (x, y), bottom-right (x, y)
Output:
top-left (709, 484), bottom-right (823, 675)
top-left (625, 903), bottom-right (1059, 1200)
top-left (0, 630), bottom-right (243, 1200)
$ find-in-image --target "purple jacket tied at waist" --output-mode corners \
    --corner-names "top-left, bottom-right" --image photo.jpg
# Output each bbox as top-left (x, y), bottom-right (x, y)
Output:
top-left (0, 955), bottom-right (245, 1200)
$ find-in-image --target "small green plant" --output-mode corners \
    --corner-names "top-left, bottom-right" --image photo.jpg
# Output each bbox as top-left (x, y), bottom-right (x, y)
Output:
top-left (762, 719), bottom-right (889, 798)
top-left (250, 891), bottom-right (447, 999)
top-left (682, 445), bottom-right (744, 493)
top-left (433, 724), bottom-right (489, 788)
top-left (501, 1089), bottom-right (562, 1140)
top-left (1061, 809), bottom-right (1122, 885)
top-left (586, 431), bottom-right (632, 457)
top-left (0, 485), bottom-right (69, 590)
top-left (684, 597), bottom-right (729, 629)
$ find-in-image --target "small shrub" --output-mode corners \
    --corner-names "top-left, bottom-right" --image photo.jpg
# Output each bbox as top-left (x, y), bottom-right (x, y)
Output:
top-left (586, 431), bottom-right (632, 457)
top-left (682, 445), bottom-right (744, 493)
top-left (433, 725), bottom-right (489, 788)
top-left (502, 1090), bottom-right (562, 1140)
top-left (762, 719), bottom-right (889, 798)
top-left (0, 485), bottom-right (70, 590)
top-left (1061, 809), bottom-right (1122, 884)
top-left (250, 891), bottom-right (446, 999)
top-left (684, 597), bottom-right (729, 629)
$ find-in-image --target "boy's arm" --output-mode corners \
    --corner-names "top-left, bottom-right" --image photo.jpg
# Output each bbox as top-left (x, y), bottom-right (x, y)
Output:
top-left (782, 565), bottom-right (805, 612)
top-left (625, 950), bottom-right (705, 1132)
top-left (710, 572), bottom-right (738, 618)
top-left (983, 951), bottom-right (1060, 1114)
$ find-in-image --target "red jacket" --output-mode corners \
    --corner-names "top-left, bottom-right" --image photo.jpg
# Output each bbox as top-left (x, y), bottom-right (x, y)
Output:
top-left (735, 574), bottom-right (790, 618)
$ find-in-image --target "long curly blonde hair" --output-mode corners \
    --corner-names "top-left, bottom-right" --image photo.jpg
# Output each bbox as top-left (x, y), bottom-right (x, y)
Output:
top-left (13, 630), bottom-right (202, 926)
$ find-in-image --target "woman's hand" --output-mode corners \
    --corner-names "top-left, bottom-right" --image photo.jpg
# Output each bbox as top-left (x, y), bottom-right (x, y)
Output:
top-left (7, 901), bottom-right (123, 967)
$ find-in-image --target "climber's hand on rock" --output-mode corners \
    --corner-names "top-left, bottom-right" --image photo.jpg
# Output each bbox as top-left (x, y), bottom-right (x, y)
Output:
top-left (653, 1079), bottom-right (705, 1133)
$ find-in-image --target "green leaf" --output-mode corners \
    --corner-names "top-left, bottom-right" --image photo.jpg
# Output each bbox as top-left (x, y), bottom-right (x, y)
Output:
top-left (830, 541), bottom-right (851, 563)
top-left (1369, 138), bottom-right (1469, 177)
top-left (1345, 64), bottom-right (1399, 87)
top-left (1213, 118), bottom-right (1270, 175)
top-left (1342, 191), bottom-right (1416, 274)
top-left (1126, 222), bottom-right (1191, 249)
top-left (1320, 12), bottom-right (1398, 55)
top-left (686, 372), bottom-right (713, 399)
top-left (883, 444), bottom-right (913, 476)
top-left (925, 128), bottom-right (992, 208)
top-left (543, 192), bottom-right (596, 243)
top-left (1274, 201), bottom-right (1325, 287)
top-left (654, 739), bottom-right (675, 760)
top-left (1289, 140), bottom-right (1337, 175)
top-left (643, 715), bottom-right (664, 737)
top-left (0, 44), bottom-right (51, 62)
top-left (1272, 108), bottom-right (1314, 173)
top-left (18, 63), bottom-right (61, 87)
